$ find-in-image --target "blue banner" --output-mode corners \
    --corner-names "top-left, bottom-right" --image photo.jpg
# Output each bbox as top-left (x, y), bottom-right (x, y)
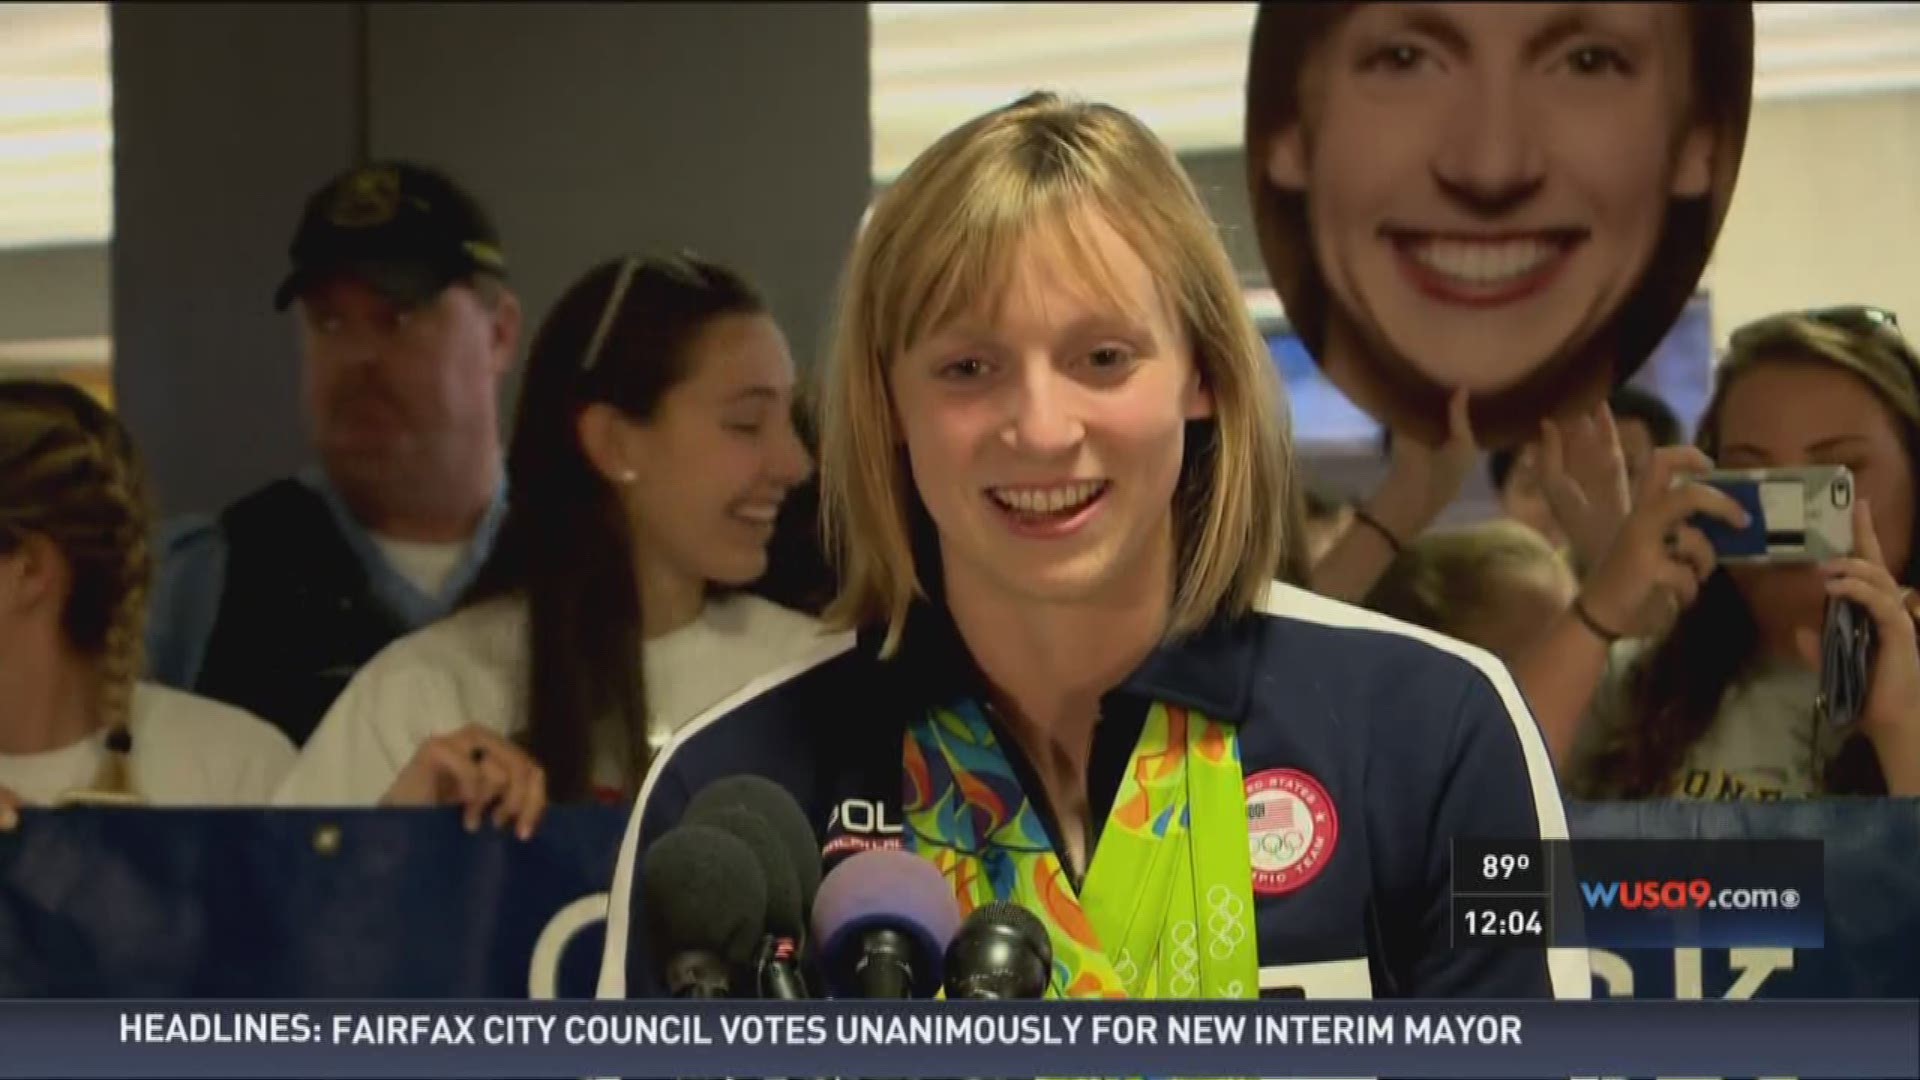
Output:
top-left (1573, 799), bottom-right (1920, 1001)
top-left (1, 802), bottom-right (1915, 1000)
top-left (10, 1000), bottom-right (1920, 1078)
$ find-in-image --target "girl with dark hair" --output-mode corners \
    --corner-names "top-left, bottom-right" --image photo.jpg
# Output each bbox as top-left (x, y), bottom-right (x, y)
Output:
top-left (275, 254), bottom-right (824, 828)
top-left (0, 380), bottom-right (293, 823)
top-left (1521, 308), bottom-right (1920, 799)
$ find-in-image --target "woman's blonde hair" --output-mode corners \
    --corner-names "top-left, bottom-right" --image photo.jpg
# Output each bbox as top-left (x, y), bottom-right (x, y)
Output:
top-left (821, 91), bottom-right (1302, 654)
top-left (1365, 519), bottom-right (1570, 646)
top-left (0, 380), bottom-right (153, 795)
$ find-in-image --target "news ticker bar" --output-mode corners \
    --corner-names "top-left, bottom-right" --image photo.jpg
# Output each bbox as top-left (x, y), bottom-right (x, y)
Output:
top-left (1451, 838), bottom-right (1824, 949)
top-left (4, 1000), bottom-right (1913, 1079)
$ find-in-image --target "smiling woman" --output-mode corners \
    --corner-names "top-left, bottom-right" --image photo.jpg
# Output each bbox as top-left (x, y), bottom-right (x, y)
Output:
top-left (273, 254), bottom-right (829, 823)
top-left (1246, 0), bottom-right (1753, 449)
top-left (1536, 309), bottom-right (1920, 800)
top-left (599, 92), bottom-right (1586, 1005)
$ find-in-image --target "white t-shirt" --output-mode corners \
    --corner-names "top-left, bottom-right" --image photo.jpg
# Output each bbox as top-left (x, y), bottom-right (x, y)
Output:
top-left (371, 535), bottom-right (469, 598)
top-left (273, 592), bottom-right (828, 806)
top-left (1571, 641), bottom-right (1836, 800)
top-left (0, 682), bottom-right (295, 806)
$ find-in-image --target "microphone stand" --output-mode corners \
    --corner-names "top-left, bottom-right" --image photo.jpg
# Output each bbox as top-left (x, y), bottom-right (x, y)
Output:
top-left (755, 934), bottom-right (810, 1000)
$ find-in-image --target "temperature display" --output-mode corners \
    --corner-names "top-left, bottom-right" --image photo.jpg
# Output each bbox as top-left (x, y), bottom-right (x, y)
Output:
top-left (1453, 839), bottom-right (1547, 895)
top-left (1484, 852), bottom-right (1532, 881)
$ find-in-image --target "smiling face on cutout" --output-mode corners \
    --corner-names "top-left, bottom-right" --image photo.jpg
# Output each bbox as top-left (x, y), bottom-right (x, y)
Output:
top-left (1255, 2), bottom-right (1735, 446)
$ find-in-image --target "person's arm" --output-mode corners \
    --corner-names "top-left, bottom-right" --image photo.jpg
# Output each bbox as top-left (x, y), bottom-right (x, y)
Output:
top-left (1515, 446), bottom-right (1751, 767)
top-left (144, 515), bottom-right (227, 689)
top-left (1311, 391), bottom-right (1477, 602)
top-left (1810, 497), bottom-right (1920, 795)
top-left (1510, 607), bottom-right (1621, 767)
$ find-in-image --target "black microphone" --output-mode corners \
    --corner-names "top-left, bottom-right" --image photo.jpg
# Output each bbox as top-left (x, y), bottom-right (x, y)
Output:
top-left (686, 777), bottom-right (824, 999)
top-left (810, 847), bottom-right (962, 998)
top-left (639, 823), bottom-right (767, 997)
top-left (686, 775), bottom-right (823, 910)
top-left (686, 803), bottom-right (809, 999)
top-left (943, 900), bottom-right (1054, 999)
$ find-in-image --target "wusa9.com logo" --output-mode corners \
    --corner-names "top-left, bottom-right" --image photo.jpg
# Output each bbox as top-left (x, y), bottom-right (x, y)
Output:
top-left (1580, 880), bottom-right (1802, 911)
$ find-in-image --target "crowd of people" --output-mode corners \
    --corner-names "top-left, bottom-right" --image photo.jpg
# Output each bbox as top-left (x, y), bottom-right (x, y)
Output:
top-left (0, 0), bottom-right (1912, 1003)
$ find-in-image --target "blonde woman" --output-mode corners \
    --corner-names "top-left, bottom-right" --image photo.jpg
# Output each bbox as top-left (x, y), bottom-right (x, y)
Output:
top-left (598, 94), bottom-right (1584, 1001)
top-left (0, 381), bottom-right (293, 825)
top-left (1365, 520), bottom-right (1578, 664)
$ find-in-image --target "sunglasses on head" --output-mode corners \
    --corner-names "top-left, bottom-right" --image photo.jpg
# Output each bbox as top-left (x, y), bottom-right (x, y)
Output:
top-left (1806, 305), bottom-right (1900, 335)
top-left (1729, 305), bottom-right (1905, 351)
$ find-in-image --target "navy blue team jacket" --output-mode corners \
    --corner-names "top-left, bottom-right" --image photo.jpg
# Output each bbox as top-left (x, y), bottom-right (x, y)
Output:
top-left (597, 581), bottom-right (1590, 1000)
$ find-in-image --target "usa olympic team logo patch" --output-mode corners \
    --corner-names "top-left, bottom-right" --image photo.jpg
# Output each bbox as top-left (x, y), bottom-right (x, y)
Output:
top-left (1244, 768), bottom-right (1338, 896)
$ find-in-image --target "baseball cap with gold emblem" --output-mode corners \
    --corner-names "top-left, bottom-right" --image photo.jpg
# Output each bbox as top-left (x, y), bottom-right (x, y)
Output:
top-left (273, 160), bottom-right (508, 310)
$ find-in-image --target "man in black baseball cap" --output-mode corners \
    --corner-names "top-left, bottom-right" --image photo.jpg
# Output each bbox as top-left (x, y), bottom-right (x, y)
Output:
top-left (272, 160), bottom-right (509, 312)
top-left (146, 160), bottom-right (523, 746)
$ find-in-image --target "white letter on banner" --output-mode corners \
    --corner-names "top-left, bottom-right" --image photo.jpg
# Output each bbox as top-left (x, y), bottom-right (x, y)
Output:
top-left (529, 893), bottom-right (609, 999)
top-left (1587, 949), bottom-right (1634, 997)
top-left (1725, 948), bottom-right (1793, 1000)
top-left (1673, 947), bottom-right (1703, 999)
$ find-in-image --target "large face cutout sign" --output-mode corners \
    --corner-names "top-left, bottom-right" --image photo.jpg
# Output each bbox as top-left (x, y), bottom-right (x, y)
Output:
top-left (1246, 2), bottom-right (1753, 448)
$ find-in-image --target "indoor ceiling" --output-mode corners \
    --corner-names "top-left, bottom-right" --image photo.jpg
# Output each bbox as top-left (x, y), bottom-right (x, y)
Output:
top-left (2, 4), bottom-right (1919, 248)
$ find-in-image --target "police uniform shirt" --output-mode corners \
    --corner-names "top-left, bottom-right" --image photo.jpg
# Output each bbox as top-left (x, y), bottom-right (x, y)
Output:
top-left (596, 580), bottom-right (1590, 1001)
top-left (143, 468), bottom-right (508, 746)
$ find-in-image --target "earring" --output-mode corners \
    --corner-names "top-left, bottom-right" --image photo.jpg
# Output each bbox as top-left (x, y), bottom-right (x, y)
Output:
top-left (617, 469), bottom-right (638, 484)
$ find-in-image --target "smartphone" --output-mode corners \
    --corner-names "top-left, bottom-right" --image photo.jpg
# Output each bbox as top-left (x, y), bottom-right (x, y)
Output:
top-left (1688, 465), bottom-right (1855, 563)
top-left (1819, 593), bottom-right (1874, 729)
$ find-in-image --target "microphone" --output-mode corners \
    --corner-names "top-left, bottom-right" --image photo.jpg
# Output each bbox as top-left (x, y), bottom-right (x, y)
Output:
top-left (810, 847), bottom-right (961, 998)
top-left (686, 775), bottom-right (823, 911)
top-left (943, 900), bottom-right (1054, 999)
top-left (639, 823), bottom-right (767, 997)
top-left (686, 802), bottom-right (809, 999)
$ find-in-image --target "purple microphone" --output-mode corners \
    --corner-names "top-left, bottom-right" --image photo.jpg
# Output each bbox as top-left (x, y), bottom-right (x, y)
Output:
top-left (809, 847), bottom-right (961, 998)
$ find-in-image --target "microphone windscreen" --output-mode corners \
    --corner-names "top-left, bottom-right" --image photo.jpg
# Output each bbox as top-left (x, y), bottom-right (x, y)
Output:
top-left (686, 802), bottom-right (805, 941)
top-left (968, 899), bottom-right (1053, 965)
top-left (686, 775), bottom-right (822, 910)
top-left (640, 823), bottom-right (768, 971)
top-left (810, 847), bottom-right (961, 994)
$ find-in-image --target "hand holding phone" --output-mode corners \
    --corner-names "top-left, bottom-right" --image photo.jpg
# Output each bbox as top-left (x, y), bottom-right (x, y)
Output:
top-left (1811, 497), bottom-right (1920, 744)
top-left (1573, 446), bottom-right (1752, 638)
top-left (1687, 466), bottom-right (1855, 564)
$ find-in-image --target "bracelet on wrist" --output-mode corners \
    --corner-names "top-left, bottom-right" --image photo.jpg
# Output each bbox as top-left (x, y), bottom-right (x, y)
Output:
top-left (1351, 506), bottom-right (1405, 554)
top-left (1571, 596), bottom-right (1624, 644)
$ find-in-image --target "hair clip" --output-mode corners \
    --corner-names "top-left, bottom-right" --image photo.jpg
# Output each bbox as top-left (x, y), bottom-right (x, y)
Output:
top-left (581, 257), bottom-right (641, 372)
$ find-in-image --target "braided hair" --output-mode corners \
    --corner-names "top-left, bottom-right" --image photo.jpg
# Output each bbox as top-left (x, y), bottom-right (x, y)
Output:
top-left (0, 380), bottom-right (154, 797)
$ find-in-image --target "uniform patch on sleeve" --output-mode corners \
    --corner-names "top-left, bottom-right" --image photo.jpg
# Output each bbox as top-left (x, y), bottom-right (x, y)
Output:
top-left (1245, 768), bottom-right (1339, 896)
